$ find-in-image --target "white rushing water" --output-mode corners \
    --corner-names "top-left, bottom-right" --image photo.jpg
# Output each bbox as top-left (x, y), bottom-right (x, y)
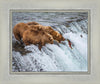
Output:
top-left (12, 12), bottom-right (88, 72)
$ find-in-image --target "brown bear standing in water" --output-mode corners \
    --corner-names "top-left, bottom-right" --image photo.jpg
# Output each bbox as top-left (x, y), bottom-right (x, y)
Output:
top-left (28, 24), bottom-right (65, 42)
top-left (23, 28), bottom-right (54, 50)
top-left (13, 23), bottom-right (30, 43)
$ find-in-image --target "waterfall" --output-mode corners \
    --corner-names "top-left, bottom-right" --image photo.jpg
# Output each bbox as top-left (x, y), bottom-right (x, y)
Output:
top-left (12, 12), bottom-right (88, 72)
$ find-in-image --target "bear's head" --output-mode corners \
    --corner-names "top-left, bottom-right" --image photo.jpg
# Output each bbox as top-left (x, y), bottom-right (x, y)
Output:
top-left (56, 33), bottom-right (65, 42)
top-left (50, 30), bottom-right (65, 43)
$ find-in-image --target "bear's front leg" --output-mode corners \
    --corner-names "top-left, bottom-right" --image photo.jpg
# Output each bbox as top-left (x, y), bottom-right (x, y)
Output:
top-left (38, 42), bottom-right (42, 50)
top-left (38, 41), bottom-right (45, 50)
top-left (23, 39), bottom-right (30, 46)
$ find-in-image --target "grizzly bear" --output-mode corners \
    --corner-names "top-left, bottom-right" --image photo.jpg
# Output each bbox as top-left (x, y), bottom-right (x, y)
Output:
top-left (13, 22), bottom-right (30, 43)
top-left (28, 25), bottom-right (65, 43)
top-left (23, 28), bottom-right (54, 50)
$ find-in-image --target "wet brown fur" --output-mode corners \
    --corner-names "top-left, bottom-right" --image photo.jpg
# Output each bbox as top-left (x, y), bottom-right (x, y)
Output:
top-left (23, 28), bottom-right (54, 50)
top-left (27, 24), bottom-right (65, 43)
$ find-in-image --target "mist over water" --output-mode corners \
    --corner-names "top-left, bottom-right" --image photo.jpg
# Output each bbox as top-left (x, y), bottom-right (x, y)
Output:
top-left (12, 12), bottom-right (88, 72)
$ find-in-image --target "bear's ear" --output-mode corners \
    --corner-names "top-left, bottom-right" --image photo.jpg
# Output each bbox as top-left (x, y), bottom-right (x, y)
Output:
top-left (55, 31), bottom-right (59, 33)
top-left (55, 31), bottom-right (59, 37)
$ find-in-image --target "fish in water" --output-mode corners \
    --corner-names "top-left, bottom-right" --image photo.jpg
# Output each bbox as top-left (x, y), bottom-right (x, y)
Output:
top-left (67, 39), bottom-right (73, 49)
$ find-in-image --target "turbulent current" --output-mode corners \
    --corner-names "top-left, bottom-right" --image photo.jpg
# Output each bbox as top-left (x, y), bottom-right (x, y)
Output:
top-left (12, 12), bottom-right (88, 72)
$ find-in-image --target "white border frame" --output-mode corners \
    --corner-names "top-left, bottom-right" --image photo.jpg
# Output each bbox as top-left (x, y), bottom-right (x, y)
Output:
top-left (0, 0), bottom-right (100, 84)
